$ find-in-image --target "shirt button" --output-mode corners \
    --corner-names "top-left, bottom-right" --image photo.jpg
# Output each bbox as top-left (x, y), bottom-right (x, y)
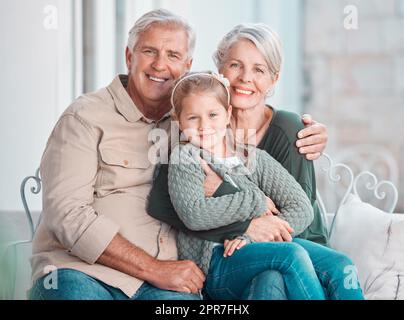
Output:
top-left (159, 238), bottom-right (164, 244)
top-left (123, 160), bottom-right (129, 166)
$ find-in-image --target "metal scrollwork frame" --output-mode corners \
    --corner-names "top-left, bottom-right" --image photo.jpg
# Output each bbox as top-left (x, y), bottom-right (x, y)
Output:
top-left (316, 153), bottom-right (354, 238)
top-left (20, 168), bottom-right (42, 240)
top-left (353, 171), bottom-right (398, 214)
top-left (317, 153), bottom-right (399, 238)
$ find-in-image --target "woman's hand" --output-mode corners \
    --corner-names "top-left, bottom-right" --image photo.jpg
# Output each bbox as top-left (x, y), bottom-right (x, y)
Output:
top-left (296, 114), bottom-right (328, 161)
top-left (223, 238), bottom-right (247, 257)
top-left (246, 215), bottom-right (294, 242)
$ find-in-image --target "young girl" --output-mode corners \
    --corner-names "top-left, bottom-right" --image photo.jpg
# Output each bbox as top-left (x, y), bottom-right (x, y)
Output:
top-left (166, 71), bottom-right (363, 300)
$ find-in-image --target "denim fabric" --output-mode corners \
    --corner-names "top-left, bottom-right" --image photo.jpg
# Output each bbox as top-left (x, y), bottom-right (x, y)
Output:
top-left (293, 238), bottom-right (364, 300)
top-left (28, 239), bottom-right (364, 301)
top-left (28, 268), bottom-right (201, 300)
top-left (206, 239), bottom-right (364, 300)
top-left (242, 270), bottom-right (287, 300)
top-left (206, 242), bottom-right (326, 300)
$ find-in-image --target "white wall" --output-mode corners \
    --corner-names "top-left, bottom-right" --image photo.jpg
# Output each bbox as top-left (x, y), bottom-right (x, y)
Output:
top-left (0, 0), bottom-right (78, 211)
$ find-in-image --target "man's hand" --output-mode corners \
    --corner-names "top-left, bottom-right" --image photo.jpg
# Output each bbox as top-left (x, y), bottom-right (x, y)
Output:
top-left (97, 234), bottom-right (205, 295)
top-left (246, 215), bottom-right (294, 242)
top-left (148, 259), bottom-right (206, 294)
top-left (200, 158), bottom-right (223, 197)
top-left (296, 114), bottom-right (328, 161)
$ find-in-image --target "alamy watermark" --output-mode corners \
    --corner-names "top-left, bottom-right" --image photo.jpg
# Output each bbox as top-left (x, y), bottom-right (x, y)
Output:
top-left (147, 121), bottom-right (258, 172)
top-left (43, 5), bottom-right (58, 30)
top-left (344, 5), bottom-right (359, 30)
top-left (344, 265), bottom-right (360, 290)
top-left (42, 265), bottom-right (58, 290)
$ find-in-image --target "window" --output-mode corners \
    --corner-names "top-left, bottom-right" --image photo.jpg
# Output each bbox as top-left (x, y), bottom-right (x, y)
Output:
top-left (0, 0), bottom-right (82, 211)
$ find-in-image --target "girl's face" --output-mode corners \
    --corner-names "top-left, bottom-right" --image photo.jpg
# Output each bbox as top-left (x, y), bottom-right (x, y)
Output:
top-left (176, 93), bottom-right (232, 151)
top-left (220, 39), bottom-right (278, 111)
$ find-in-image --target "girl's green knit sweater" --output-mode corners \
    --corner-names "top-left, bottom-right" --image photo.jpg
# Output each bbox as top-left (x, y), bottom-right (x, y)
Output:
top-left (168, 143), bottom-right (314, 274)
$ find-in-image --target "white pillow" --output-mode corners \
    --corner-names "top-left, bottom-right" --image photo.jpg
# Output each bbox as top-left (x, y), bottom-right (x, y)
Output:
top-left (329, 194), bottom-right (404, 300)
top-left (363, 220), bottom-right (404, 300)
top-left (386, 220), bottom-right (404, 299)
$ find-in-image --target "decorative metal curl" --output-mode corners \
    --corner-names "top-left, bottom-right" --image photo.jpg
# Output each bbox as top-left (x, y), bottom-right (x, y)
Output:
top-left (353, 171), bottom-right (398, 213)
top-left (317, 153), bottom-right (354, 238)
top-left (20, 168), bottom-right (41, 240)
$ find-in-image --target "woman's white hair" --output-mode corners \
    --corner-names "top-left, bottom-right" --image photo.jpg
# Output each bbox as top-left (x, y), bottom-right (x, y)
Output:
top-left (127, 9), bottom-right (196, 59)
top-left (213, 23), bottom-right (283, 80)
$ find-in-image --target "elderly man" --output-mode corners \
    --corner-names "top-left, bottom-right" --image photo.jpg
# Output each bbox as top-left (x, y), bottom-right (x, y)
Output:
top-left (29, 9), bottom-right (327, 300)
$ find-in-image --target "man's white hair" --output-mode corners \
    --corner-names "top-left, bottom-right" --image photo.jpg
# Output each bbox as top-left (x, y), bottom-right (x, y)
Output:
top-left (213, 23), bottom-right (283, 80)
top-left (127, 9), bottom-right (196, 59)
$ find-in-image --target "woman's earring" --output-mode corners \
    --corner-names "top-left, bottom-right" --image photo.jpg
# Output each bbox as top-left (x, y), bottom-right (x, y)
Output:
top-left (267, 88), bottom-right (275, 98)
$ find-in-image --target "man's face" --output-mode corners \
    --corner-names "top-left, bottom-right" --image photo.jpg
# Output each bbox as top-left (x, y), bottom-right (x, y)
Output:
top-left (126, 24), bottom-right (192, 109)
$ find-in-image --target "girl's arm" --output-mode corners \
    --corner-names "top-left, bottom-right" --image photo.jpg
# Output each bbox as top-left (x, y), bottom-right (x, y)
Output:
top-left (168, 145), bottom-right (267, 231)
top-left (254, 150), bottom-right (314, 236)
top-left (147, 163), bottom-right (251, 242)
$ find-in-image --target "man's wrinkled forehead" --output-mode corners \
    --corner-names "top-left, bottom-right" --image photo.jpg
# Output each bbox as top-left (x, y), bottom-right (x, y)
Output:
top-left (137, 23), bottom-right (189, 54)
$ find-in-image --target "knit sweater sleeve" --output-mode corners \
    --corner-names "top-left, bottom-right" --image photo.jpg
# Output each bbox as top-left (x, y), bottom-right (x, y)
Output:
top-left (253, 149), bottom-right (314, 236)
top-left (168, 145), bottom-right (267, 231)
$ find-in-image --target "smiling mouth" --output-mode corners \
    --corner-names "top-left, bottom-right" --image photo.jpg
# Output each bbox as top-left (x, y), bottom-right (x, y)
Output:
top-left (198, 132), bottom-right (217, 140)
top-left (234, 88), bottom-right (254, 96)
top-left (146, 74), bottom-right (170, 83)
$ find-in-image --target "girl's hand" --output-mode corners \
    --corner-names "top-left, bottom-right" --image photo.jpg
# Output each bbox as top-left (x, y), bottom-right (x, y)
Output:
top-left (265, 196), bottom-right (280, 215)
top-left (223, 238), bottom-right (247, 257)
top-left (200, 158), bottom-right (223, 197)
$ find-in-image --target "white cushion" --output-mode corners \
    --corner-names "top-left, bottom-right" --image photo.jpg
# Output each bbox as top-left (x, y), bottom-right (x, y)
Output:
top-left (329, 194), bottom-right (404, 300)
top-left (363, 221), bottom-right (404, 300)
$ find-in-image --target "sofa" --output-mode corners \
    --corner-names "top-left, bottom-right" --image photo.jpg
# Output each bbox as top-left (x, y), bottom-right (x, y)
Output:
top-left (1, 152), bottom-right (402, 300)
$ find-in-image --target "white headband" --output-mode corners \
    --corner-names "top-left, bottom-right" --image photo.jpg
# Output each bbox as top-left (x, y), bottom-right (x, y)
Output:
top-left (170, 72), bottom-right (231, 110)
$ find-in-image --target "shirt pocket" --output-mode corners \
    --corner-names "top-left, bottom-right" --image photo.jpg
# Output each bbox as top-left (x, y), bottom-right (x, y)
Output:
top-left (98, 148), bottom-right (153, 190)
top-left (100, 148), bottom-right (151, 169)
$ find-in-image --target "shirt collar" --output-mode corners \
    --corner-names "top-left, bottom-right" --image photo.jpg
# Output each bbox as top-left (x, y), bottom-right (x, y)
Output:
top-left (141, 111), bottom-right (172, 124)
top-left (107, 74), bottom-right (171, 124)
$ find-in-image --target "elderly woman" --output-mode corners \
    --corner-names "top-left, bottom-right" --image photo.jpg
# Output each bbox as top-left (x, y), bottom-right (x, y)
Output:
top-left (148, 24), bottom-right (363, 300)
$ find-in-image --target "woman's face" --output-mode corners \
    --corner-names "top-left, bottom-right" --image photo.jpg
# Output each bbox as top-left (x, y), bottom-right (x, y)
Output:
top-left (220, 39), bottom-right (277, 111)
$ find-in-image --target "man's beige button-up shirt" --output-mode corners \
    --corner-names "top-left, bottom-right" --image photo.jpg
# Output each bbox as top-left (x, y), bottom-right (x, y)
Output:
top-left (31, 75), bottom-right (177, 297)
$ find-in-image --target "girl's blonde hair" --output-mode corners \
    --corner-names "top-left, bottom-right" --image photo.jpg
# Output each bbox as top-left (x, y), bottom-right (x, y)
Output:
top-left (171, 72), bottom-right (230, 116)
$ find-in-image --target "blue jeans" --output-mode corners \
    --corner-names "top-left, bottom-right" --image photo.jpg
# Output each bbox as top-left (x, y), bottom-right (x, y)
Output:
top-left (28, 268), bottom-right (201, 300)
top-left (206, 239), bottom-right (364, 300)
top-left (293, 238), bottom-right (364, 300)
top-left (206, 242), bottom-right (325, 300)
top-left (241, 270), bottom-right (287, 300)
